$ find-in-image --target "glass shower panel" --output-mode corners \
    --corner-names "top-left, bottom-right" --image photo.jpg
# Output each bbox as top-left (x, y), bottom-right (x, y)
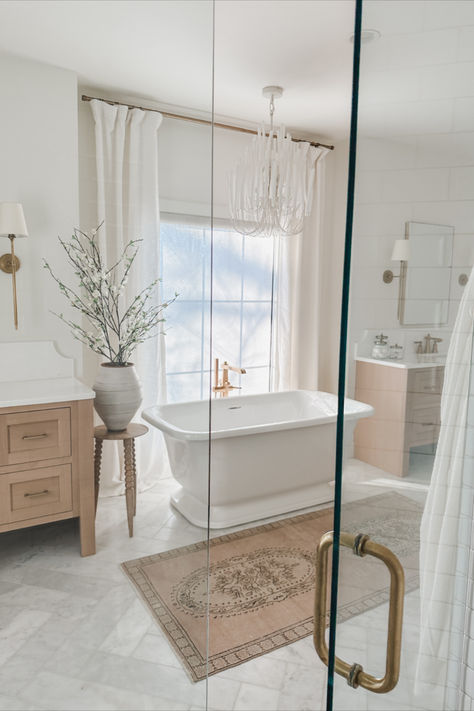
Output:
top-left (0, 2), bottom-right (214, 710)
top-left (208, 2), bottom-right (354, 710)
top-left (326, 1), bottom-right (474, 710)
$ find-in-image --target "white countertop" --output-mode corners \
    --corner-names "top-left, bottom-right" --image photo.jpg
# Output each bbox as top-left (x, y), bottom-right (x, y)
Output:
top-left (356, 356), bottom-right (446, 370)
top-left (0, 377), bottom-right (95, 409)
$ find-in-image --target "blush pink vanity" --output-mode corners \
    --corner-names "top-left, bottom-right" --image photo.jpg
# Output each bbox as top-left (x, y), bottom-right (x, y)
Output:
top-left (354, 356), bottom-right (444, 477)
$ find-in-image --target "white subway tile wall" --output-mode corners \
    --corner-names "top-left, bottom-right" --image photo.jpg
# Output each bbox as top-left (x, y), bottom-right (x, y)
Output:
top-left (349, 1), bottom-right (474, 705)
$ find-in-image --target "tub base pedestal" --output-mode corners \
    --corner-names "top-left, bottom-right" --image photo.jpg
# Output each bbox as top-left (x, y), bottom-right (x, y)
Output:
top-left (170, 483), bottom-right (335, 529)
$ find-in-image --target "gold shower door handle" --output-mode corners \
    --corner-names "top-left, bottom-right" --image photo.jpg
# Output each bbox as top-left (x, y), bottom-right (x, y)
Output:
top-left (313, 531), bottom-right (405, 694)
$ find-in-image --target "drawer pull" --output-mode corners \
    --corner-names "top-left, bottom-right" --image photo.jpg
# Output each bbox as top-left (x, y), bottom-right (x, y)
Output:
top-left (22, 433), bottom-right (48, 441)
top-left (421, 422), bottom-right (435, 427)
top-left (24, 489), bottom-right (49, 498)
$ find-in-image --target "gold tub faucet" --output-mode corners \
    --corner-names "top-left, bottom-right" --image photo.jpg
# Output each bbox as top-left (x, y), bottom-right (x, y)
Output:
top-left (213, 358), bottom-right (246, 397)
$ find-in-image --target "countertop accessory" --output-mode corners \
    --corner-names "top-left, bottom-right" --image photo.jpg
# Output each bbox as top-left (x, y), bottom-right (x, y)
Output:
top-left (0, 202), bottom-right (28, 329)
top-left (372, 333), bottom-right (390, 360)
top-left (389, 344), bottom-right (404, 360)
top-left (94, 422), bottom-right (148, 537)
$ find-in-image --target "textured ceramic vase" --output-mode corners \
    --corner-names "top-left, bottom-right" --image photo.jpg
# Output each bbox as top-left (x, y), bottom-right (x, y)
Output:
top-left (93, 363), bottom-right (142, 431)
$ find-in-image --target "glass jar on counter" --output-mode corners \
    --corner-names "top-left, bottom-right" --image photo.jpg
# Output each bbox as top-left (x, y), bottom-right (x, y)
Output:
top-left (371, 333), bottom-right (390, 360)
top-left (389, 343), bottom-right (404, 360)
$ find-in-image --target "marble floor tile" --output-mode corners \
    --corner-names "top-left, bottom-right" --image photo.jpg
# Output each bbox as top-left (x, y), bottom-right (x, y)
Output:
top-left (0, 609), bottom-right (52, 666)
top-left (79, 650), bottom-right (211, 707)
top-left (0, 653), bottom-right (46, 697)
top-left (19, 671), bottom-right (186, 711)
top-left (269, 637), bottom-right (323, 668)
top-left (0, 694), bottom-right (39, 711)
top-left (132, 632), bottom-right (184, 669)
top-left (19, 566), bottom-right (113, 600)
top-left (232, 682), bottom-right (281, 711)
top-left (218, 654), bottom-right (288, 690)
top-left (43, 639), bottom-right (101, 678)
top-left (99, 599), bottom-right (152, 657)
top-left (0, 604), bottom-right (22, 629)
top-left (0, 580), bottom-right (21, 595)
top-left (10, 613), bottom-right (79, 662)
top-left (0, 464), bottom-right (432, 711)
top-left (278, 683), bottom-right (325, 711)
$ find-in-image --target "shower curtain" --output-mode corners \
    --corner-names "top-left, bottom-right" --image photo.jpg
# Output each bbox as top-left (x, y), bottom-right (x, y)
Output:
top-left (90, 99), bottom-right (168, 496)
top-left (416, 266), bottom-right (474, 708)
top-left (271, 146), bottom-right (330, 391)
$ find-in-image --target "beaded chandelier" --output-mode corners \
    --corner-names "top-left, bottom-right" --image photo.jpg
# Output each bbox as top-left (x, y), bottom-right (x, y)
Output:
top-left (228, 86), bottom-right (318, 238)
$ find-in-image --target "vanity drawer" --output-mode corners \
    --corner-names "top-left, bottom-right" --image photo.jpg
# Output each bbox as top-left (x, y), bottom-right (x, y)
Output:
top-left (0, 464), bottom-right (72, 524)
top-left (407, 404), bottom-right (440, 426)
top-left (408, 368), bottom-right (444, 395)
top-left (0, 408), bottom-right (71, 466)
top-left (407, 422), bottom-right (440, 447)
top-left (406, 392), bottom-right (440, 412)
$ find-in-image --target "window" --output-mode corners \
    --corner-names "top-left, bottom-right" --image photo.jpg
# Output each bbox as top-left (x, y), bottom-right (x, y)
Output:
top-left (160, 219), bottom-right (274, 403)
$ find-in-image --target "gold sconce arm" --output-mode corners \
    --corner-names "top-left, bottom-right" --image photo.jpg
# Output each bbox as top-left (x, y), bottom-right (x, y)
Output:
top-left (0, 235), bottom-right (21, 329)
top-left (313, 531), bottom-right (404, 694)
top-left (0, 203), bottom-right (28, 330)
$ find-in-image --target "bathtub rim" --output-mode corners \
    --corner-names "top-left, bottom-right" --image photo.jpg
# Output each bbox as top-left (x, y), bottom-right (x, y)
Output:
top-left (142, 389), bottom-right (374, 442)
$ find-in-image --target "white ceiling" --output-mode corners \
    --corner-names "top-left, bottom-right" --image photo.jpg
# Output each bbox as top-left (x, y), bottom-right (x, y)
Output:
top-left (0, 0), bottom-right (355, 141)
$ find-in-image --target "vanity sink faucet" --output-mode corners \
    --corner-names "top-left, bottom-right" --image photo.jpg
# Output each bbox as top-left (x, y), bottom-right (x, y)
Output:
top-left (414, 334), bottom-right (443, 354)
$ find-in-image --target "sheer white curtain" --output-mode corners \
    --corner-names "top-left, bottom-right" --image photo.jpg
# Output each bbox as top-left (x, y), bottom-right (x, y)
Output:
top-left (90, 99), bottom-right (168, 496)
top-left (271, 147), bottom-right (329, 391)
top-left (416, 265), bottom-right (474, 709)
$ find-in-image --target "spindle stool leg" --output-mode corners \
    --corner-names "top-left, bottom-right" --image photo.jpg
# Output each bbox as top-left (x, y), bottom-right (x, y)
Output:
top-left (131, 438), bottom-right (137, 516)
top-left (123, 439), bottom-right (135, 537)
top-left (94, 438), bottom-right (103, 515)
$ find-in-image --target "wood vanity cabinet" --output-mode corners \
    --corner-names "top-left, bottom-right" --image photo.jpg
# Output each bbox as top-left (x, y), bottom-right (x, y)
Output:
top-left (354, 360), bottom-right (444, 477)
top-left (0, 399), bottom-right (95, 555)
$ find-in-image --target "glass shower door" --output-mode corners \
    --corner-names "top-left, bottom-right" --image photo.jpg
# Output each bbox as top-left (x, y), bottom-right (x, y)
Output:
top-left (318, 1), bottom-right (474, 709)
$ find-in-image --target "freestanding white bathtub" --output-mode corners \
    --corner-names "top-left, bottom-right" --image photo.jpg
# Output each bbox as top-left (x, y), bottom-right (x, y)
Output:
top-left (143, 390), bottom-right (373, 529)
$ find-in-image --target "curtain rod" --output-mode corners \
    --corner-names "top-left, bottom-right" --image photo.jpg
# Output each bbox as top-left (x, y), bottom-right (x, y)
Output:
top-left (81, 94), bottom-right (335, 151)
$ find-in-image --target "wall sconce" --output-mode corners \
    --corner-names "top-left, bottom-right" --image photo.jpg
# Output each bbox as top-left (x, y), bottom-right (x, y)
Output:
top-left (383, 239), bottom-right (410, 283)
top-left (0, 202), bottom-right (28, 329)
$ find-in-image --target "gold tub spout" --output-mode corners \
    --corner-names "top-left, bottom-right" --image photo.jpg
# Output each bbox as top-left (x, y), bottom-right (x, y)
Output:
top-left (213, 358), bottom-right (246, 397)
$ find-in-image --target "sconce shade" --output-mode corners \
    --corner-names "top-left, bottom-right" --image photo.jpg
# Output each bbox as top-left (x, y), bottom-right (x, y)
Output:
top-left (391, 239), bottom-right (410, 262)
top-left (0, 203), bottom-right (28, 238)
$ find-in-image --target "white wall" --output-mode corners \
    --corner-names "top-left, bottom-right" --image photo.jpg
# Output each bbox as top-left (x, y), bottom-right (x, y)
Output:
top-left (0, 52), bottom-right (81, 373)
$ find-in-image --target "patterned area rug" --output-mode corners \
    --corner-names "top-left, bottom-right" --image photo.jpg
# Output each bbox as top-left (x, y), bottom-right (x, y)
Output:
top-left (122, 492), bottom-right (422, 682)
